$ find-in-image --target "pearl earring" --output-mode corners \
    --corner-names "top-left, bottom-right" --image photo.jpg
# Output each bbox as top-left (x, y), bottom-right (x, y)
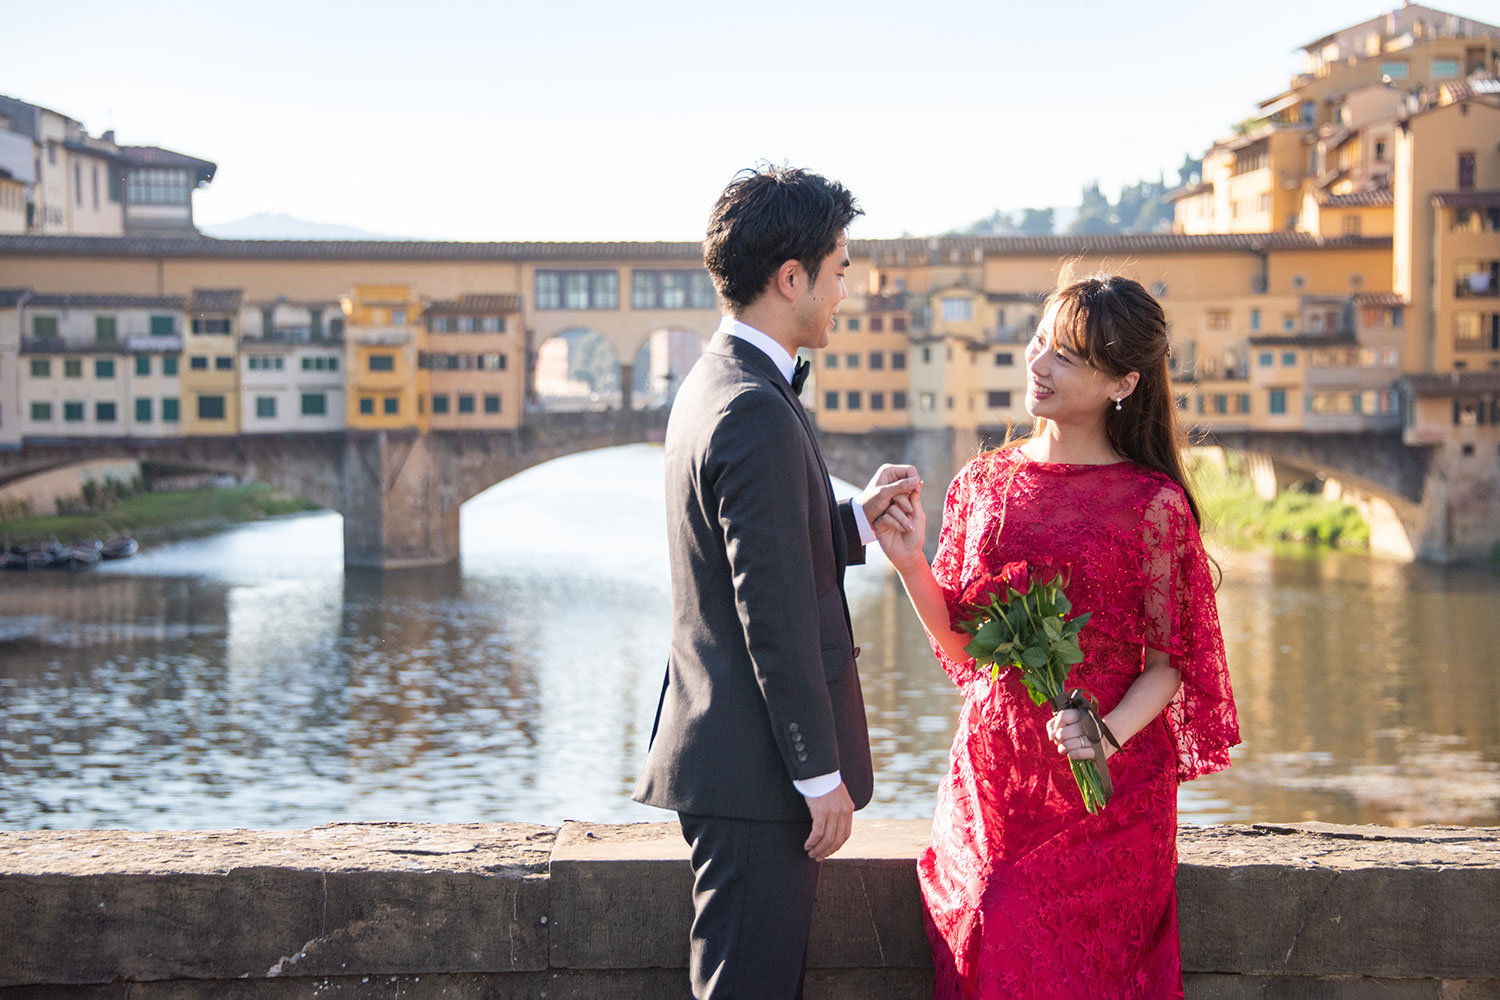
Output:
top-left (1114, 397), bottom-right (1122, 411)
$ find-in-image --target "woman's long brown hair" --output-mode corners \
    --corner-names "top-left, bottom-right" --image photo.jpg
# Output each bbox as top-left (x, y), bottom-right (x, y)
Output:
top-left (1026, 270), bottom-right (1204, 526)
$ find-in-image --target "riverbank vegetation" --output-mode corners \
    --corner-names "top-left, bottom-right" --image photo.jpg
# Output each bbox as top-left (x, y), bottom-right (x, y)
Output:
top-left (1190, 455), bottom-right (1370, 549)
top-left (0, 484), bottom-right (321, 547)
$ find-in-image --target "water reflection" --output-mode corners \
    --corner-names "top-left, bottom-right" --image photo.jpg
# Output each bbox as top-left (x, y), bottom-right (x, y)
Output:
top-left (1, 444), bottom-right (1497, 830)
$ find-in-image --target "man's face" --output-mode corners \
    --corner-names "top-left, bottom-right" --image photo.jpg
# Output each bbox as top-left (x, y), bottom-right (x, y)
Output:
top-left (791, 233), bottom-right (849, 351)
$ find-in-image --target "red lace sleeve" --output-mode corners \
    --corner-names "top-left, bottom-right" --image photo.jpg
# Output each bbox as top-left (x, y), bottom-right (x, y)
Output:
top-left (929, 460), bottom-right (979, 689)
top-left (1141, 483), bottom-right (1240, 781)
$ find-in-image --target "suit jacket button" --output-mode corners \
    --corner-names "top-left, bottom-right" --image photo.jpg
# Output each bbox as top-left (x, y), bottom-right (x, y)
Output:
top-left (789, 723), bottom-right (800, 733)
top-left (796, 752), bottom-right (808, 762)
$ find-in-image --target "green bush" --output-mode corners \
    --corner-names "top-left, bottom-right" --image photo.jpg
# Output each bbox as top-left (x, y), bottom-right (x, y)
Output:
top-left (1187, 455), bottom-right (1370, 550)
top-left (0, 483), bottom-right (320, 546)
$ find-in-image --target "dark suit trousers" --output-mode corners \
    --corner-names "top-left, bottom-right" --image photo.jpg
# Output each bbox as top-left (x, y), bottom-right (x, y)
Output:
top-left (678, 812), bottom-right (821, 1000)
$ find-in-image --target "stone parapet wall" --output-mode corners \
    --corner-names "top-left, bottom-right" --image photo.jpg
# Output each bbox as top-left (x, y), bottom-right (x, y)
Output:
top-left (2, 820), bottom-right (1496, 998)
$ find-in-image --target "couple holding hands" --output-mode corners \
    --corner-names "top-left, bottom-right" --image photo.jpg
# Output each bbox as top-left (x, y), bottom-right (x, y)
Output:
top-left (634, 165), bottom-right (1240, 1000)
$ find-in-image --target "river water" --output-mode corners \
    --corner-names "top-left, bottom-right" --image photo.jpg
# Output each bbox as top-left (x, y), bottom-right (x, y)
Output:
top-left (2, 444), bottom-right (1497, 831)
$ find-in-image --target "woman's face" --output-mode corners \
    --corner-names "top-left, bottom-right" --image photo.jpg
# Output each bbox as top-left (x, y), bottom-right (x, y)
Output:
top-left (1023, 302), bottom-right (1129, 427)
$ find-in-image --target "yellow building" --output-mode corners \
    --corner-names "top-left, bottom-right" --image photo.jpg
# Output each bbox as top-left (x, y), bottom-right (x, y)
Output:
top-left (342, 284), bottom-right (428, 432)
top-left (1394, 98), bottom-right (1500, 373)
top-left (7, 291), bottom-right (186, 442)
top-left (180, 289), bottom-right (240, 436)
top-left (1282, 6), bottom-right (1498, 130)
top-left (1393, 98), bottom-right (1500, 466)
top-left (813, 291), bottom-right (913, 432)
top-left (0, 170), bottom-right (24, 234)
top-left (1174, 5), bottom-right (1500, 238)
top-left (424, 294), bottom-right (524, 431)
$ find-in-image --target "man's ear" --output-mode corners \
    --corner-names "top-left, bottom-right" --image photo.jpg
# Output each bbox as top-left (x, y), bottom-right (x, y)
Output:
top-left (774, 259), bottom-right (802, 302)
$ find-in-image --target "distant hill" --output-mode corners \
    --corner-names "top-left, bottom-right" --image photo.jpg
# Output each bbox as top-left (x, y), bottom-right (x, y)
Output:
top-left (198, 212), bottom-right (423, 241)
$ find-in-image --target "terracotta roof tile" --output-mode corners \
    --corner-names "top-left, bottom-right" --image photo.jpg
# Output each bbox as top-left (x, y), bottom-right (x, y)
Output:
top-left (1353, 291), bottom-right (1408, 306)
top-left (189, 288), bottom-right (243, 313)
top-left (427, 294), bottom-right (524, 314)
top-left (1321, 189), bottom-right (1394, 207)
top-left (1402, 371), bottom-right (1500, 395)
top-left (16, 291), bottom-right (187, 310)
top-left (1248, 332), bottom-right (1359, 347)
top-left (0, 233), bottom-right (1395, 263)
top-left (118, 146), bottom-right (217, 179)
top-left (1431, 191), bottom-right (1500, 208)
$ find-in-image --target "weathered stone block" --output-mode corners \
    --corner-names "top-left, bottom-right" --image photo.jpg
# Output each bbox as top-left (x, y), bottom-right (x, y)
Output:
top-left (547, 821), bottom-right (695, 970)
top-left (0, 823), bottom-right (554, 987)
top-left (1179, 824), bottom-right (1500, 980)
top-left (549, 819), bottom-right (935, 973)
top-left (1185, 973), bottom-right (1442, 998)
top-left (805, 819), bottom-right (933, 969)
top-left (0, 970), bottom-right (691, 1000)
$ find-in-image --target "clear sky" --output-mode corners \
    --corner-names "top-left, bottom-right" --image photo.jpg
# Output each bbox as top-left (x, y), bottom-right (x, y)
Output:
top-left (2, 0), bottom-right (1489, 241)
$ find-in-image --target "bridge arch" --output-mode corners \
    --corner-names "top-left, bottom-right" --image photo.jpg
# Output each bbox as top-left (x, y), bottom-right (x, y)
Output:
top-left (1205, 430), bottom-right (1435, 560)
top-left (531, 326), bottom-right (622, 412)
top-left (628, 325), bottom-right (711, 409)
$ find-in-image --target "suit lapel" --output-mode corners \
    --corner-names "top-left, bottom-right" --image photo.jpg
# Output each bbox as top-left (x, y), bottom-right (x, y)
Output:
top-left (711, 333), bottom-right (842, 535)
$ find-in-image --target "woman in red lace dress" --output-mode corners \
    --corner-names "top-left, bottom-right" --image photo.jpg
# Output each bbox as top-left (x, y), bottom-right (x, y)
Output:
top-left (874, 273), bottom-right (1239, 999)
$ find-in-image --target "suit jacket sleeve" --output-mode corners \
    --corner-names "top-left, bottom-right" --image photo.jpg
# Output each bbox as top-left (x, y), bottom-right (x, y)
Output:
top-left (838, 498), bottom-right (867, 567)
top-left (709, 389), bottom-right (842, 781)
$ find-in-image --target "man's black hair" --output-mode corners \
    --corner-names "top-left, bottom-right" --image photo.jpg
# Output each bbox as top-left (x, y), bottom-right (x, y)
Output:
top-left (703, 164), bottom-right (862, 312)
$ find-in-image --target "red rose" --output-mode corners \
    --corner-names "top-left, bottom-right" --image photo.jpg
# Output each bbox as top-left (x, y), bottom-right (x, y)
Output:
top-left (952, 572), bottom-right (1002, 631)
top-left (959, 572), bottom-right (1002, 610)
top-left (998, 561), bottom-right (1030, 596)
top-left (1030, 557), bottom-right (1071, 589)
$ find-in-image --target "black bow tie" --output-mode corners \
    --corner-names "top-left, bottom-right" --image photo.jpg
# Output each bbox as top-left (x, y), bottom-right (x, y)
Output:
top-left (790, 358), bottom-right (810, 394)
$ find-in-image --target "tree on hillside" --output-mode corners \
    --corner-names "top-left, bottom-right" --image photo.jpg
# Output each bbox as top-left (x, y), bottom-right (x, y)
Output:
top-left (1017, 207), bottom-right (1054, 235)
top-left (1068, 182), bottom-right (1116, 235)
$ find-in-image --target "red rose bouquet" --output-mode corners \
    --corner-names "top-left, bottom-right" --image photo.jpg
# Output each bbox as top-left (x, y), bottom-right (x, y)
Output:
top-left (953, 557), bottom-right (1117, 813)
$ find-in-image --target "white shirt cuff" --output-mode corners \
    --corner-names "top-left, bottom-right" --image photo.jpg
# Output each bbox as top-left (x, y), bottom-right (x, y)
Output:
top-left (850, 501), bottom-right (876, 546)
top-left (793, 770), bottom-right (842, 799)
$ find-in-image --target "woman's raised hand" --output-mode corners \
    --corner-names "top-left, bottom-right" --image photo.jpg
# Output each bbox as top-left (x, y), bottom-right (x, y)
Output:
top-left (873, 491), bottom-right (926, 570)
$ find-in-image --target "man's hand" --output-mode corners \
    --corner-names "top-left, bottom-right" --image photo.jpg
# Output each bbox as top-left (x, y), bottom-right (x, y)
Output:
top-left (857, 464), bottom-right (921, 529)
top-left (803, 782), bottom-right (854, 861)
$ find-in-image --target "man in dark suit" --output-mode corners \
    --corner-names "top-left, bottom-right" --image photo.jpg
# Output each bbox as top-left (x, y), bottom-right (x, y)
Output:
top-left (633, 165), bottom-right (920, 999)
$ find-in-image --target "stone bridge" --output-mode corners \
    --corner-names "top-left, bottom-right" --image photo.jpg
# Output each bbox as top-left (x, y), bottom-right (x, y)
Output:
top-left (1205, 429), bottom-right (1451, 560)
top-left (822, 425), bottom-right (1495, 564)
top-left (0, 410), bottom-right (667, 568)
top-left (3, 418), bottom-right (1489, 566)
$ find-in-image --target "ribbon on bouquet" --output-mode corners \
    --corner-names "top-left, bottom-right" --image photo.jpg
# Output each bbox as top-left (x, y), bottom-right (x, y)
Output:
top-left (1049, 688), bottom-right (1121, 806)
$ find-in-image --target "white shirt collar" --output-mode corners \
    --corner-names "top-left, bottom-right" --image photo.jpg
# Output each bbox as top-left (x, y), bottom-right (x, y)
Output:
top-left (719, 316), bottom-right (797, 385)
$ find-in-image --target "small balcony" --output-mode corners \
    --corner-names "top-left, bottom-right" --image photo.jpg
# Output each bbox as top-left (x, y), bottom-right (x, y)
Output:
top-left (244, 325), bottom-right (345, 345)
top-left (124, 334), bottom-right (183, 352)
top-left (352, 330), bottom-right (410, 347)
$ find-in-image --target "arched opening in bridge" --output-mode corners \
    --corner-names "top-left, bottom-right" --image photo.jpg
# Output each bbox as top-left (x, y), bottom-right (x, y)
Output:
top-left (629, 327), bottom-right (706, 409)
top-left (531, 328), bottom-right (621, 412)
